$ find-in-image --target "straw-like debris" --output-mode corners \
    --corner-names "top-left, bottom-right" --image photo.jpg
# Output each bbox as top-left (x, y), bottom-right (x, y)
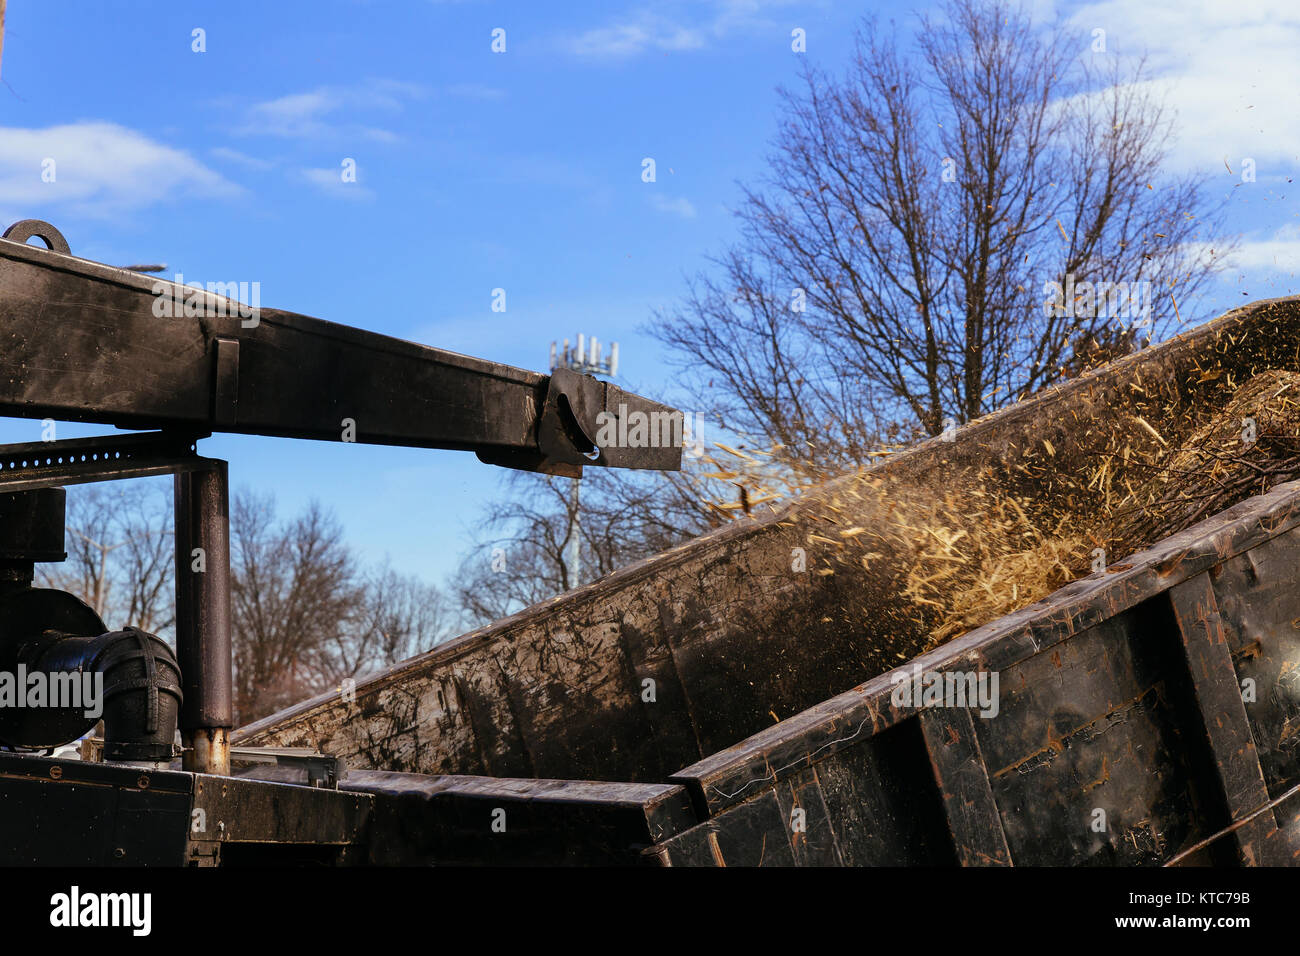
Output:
top-left (698, 368), bottom-right (1300, 657)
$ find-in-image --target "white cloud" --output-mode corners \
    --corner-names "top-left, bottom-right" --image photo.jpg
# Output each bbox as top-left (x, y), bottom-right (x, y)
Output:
top-left (1066, 0), bottom-right (1300, 174)
top-left (210, 146), bottom-right (273, 170)
top-left (360, 127), bottom-right (402, 144)
top-left (300, 167), bottom-right (374, 201)
top-left (560, 0), bottom-right (807, 59)
top-left (245, 90), bottom-right (334, 137)
top-left (1225, 223), bottom-right (1300, 273)
top-left (445, 83), bottom-right (507, 101)
top-left (566, 17), bottom-right (707, 58)
top-left (239, 79), bottom-right (427, 140)
top-left (650, 193), bottom-right (697, 218)
top-left (0, 122), bottom-right (237, 217)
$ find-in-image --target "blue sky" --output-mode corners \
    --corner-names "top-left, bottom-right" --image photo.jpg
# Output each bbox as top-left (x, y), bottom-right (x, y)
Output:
top-left (1, 0), bottom-right (1297, 588)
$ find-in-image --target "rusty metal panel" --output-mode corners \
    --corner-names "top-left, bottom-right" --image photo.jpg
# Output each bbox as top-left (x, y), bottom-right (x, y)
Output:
top-left (1169, 574), bottom-right (1277, 864)
top-left (187, 773), bottom-right (372, 866)
top-left (665, 718), bottom-right (954, 866)
top-left (799, 720), bottom-right (954, 865)
top-left (653, 791), bottom-right (797, 866)
top-left (975, 605), bottom-right (1217, 865)
top-left (1205, 528), bottom-right (1300, 802)
top-left (769, 765), bottom-right (842, 865)
top-left (1264, 796), bottom-right (1300, 865)
top-left (919, 706), bottom-right (1011, 866)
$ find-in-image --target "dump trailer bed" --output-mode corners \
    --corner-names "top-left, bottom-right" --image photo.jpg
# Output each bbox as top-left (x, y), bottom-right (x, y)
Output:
top-left (227, 295), bottom-right (1300, 865)
top-left (237, 295), bottom-right (1300, 785)
top-left (6, 267), bottom-right (1295, 863)
top-left (238, 477), bottom-right (1300, 866)
top-left (652, 479), bottom-right (1300, 866)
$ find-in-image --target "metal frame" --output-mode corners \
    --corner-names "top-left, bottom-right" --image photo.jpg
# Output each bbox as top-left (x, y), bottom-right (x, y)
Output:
top-left (0, 216), bottom-right (685, 781)
top-left (0, 431), bottom-right (232, 774)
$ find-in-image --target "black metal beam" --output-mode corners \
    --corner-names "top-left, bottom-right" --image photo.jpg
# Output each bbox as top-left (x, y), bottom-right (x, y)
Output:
top-left (0, 431), bottom-right (208, 493)
top-left (918, 706), bottom-right (1013, 866)
top-left (0, 230), bottom-right (682, 475)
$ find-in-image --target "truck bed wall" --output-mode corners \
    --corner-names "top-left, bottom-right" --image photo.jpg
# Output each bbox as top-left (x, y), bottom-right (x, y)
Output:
top-left (655, 481), bottom-right (1300, 865)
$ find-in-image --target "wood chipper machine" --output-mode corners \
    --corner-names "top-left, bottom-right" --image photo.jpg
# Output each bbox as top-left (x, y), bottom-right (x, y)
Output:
top-left (0, 218), bottom-right (682, 864)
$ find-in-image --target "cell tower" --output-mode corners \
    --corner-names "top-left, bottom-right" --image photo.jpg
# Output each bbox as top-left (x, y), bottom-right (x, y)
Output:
top-left (549, 334), bottom-right (618, 378)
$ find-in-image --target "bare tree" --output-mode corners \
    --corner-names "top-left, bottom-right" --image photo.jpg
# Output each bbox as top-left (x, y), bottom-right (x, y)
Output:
top-left (42, 482), bottom-right (450, 722)
top-left (230, 492), bottom-right (366, 722)
top-left (455, 474), bottom-right (588, 625)
top-left (38, 480), bottom-right (174, 635)
top-left (455, 467), bottom-right (720, 626)
top-left (230, 492), bottom-right (454, 722)
top-left (316, 562), bottom-right (454, 684)
top-left (116, 485), bottom-right (175, 634)
top-left (653, 0), bottom-right (1229, 463)
top-left (456, 0), bottom-right (1235, 617)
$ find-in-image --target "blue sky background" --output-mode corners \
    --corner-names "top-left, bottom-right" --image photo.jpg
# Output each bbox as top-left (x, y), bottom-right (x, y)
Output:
top-left (1, 0), bottom-right (1297, 589)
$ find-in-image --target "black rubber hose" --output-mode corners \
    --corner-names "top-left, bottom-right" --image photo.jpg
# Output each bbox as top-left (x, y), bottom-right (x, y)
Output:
top-left (26, 627), bottom-right (183, 761)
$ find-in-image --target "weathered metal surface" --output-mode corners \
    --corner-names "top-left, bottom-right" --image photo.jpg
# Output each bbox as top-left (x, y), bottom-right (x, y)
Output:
top-left (971, 604), bottom-right (1209, 865)
top-left (230, 746), bottom-right (344, 788)
top-left (2, 219), bottom-right (70, 255)
top-left (919, 705), bottom-right (1011, 866)
top-left (238, 296), bottom-right (1300, 793)
top-left (655, 719), bottom-right (956, 866)
top-left (0, 487), bottom-right (66, 561)
top-left (1169, 573), bottom-right (1277, 864)
top-left (225, 477), bottom-right (1300, 865)
top-left (341, 772), bottom-right (696, 865)
top-left (669, 480), bottom-right (1300, 807)
top-left (187, 773), bottom-right (370, 865)
top-left (0, 227), bottom-right (681, 474)
top-left (0, 432), bottom-right (208, 494)
top-left (650, 791), bottom-right (797, 866)
top-left (0, 751), bottom-right (377, 867)
top-left (1266, 791), bottom-right (1300, 865)
top-left (1204, 530), bottom-right (1300, 804)
top-left (10, 481), bottom-right (1300, 866)
top-left (0, 753), bottom-right (192, 866)
top-left (652, 483), bottom-right (1300, 866)
top-left (2, 748), bottom-right (712, 867)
